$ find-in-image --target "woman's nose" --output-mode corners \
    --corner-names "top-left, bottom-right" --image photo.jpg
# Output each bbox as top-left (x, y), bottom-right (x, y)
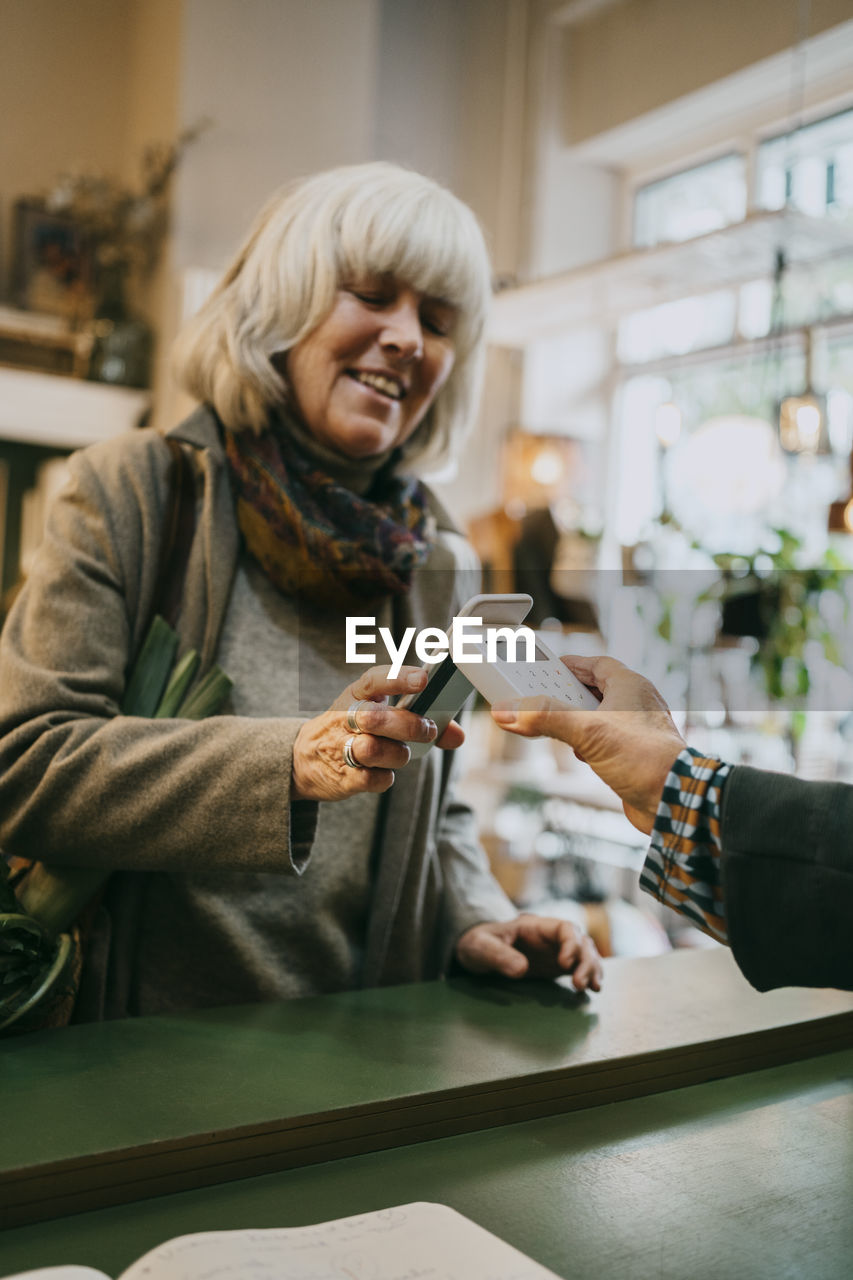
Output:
top-left (379, 296), bottom-right (424, 361)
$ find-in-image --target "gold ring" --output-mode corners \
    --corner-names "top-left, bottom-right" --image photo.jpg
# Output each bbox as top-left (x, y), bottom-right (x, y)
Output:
top-left (343, 735), bottom-right (362, 768)
top-left (346, 701), bottom-right (366, 733)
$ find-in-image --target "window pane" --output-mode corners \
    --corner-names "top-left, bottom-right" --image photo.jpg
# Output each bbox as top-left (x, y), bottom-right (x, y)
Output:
top-left (633, 154), bottom-right (747, 248)
top-left (615, 348), bottom-right (816, 553)
top-left (737, 254), bottom-right (853, 339)
top-left (618, 291), bottom-right (737, 364)
top-left (738, 280), bottom-right (773, 339)
top-left (756, 106), bottom-right (853, 218)
top-left (612, 376), bottom-right (669, 545)
top-left (666, 349), bottom-right (806, 427)
top-left (825, 334), bottom-right (853, 407)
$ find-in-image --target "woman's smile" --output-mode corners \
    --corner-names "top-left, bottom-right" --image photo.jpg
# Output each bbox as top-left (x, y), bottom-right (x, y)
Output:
top-left (346, 368), bottom-right (407, 401)
top-left (285, 278), bottom-right (456, 458)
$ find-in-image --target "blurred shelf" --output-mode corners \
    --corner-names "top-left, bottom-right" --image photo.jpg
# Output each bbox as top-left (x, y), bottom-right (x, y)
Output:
top-left (0, 366), bottom-right (149, 450)
top-left (0, 367), bottom-right (150, 601)
top-left (465, 759), bottom-right (623, 808)
top-left (0, 305), bottom-right (94, 379)
top-left (488, 209), bottom-right (853, 345)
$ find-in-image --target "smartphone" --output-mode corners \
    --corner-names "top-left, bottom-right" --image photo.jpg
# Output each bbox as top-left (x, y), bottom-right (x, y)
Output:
top-left (398, 594), bottom-right (526, 757)
top-left (400, 593), bottom-right (599, 757)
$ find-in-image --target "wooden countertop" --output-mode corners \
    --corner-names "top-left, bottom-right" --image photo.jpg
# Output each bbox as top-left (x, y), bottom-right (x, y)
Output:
top-left (1, 1049), bottom-right (850, 1279)
top-left (3, 948), bottom-right (851, 1228)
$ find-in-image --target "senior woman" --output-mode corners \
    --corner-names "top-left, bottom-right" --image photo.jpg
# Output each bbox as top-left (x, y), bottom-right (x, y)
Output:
top-left (0, 162), bottom-right (601, 1020)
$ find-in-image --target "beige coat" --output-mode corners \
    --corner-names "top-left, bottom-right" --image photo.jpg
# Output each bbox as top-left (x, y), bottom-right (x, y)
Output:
top-left (0, 407), bottom-right (514, 1017)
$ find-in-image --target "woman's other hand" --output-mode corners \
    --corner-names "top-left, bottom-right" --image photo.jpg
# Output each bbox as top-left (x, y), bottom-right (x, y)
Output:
top-left (291, 665), bottom-right (462, 802)
top-left (456, 914), bottom-right (603, 992)
top-left (491, 656), bottom-right (686, 835)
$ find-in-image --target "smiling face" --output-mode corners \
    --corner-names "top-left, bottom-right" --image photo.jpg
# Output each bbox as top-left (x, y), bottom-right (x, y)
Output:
top-left (282, 276), bottom-right (457, 459)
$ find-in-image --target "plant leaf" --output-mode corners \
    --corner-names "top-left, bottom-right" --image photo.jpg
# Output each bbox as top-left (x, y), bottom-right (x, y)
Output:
top-left (121, 615), bottom-right (178, 716)
top-left (154, 648), bottom-right (200, 718)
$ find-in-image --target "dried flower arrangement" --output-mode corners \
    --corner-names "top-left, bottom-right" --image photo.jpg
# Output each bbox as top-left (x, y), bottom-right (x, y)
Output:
top-left (42, 118), bottom-right (211, 282)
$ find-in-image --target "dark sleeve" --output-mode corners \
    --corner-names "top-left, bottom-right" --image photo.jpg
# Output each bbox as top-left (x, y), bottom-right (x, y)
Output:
top-left (720, 765), bottom-right (853, 991)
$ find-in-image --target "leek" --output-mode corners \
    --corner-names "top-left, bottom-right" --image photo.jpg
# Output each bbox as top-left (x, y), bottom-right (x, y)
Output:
top-left (121, 614), bottom-right (178, 716)
top-left (177, 665), bottom-right (233, 719)
top-left (154, 648), bottom-right (200, 718)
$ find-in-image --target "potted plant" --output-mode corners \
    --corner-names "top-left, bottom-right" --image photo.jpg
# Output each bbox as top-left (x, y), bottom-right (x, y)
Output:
top-left (703, 528), bottom-right (850, 701)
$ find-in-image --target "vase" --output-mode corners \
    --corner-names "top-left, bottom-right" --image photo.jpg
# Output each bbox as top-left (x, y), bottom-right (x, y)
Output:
top-left (88, 262), bottom-right (153, 390)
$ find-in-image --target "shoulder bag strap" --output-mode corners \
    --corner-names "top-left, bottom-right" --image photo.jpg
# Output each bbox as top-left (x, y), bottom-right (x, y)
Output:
top-left (152, 437), bottom-right (198, 629)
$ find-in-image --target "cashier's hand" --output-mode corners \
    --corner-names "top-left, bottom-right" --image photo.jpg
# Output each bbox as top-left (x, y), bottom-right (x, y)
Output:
top-left (490, 656), bottom-right (686, 835)
top-left (455, 915), bottom-right (603, 992)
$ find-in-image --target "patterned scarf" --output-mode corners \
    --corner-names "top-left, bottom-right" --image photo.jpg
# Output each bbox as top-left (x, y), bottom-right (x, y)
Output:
top-left (224, 416), bottom-right (434, 608)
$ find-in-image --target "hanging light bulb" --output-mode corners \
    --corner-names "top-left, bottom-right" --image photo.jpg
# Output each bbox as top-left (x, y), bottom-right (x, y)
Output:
top-left (530, 446), bottom-right (565, 486)
top-left (827, 446), bottom-right (853, 533)
top-left (843, 500), bottom-right (853, 534)
top-left (778, 328), bottom-right (829, 454)
top-left (827, 492), bottom-right (853, 534)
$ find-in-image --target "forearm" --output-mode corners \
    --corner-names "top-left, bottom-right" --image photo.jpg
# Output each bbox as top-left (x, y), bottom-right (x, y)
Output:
top-left (0, 436), bottom-right (319, 876)
top-left (437, 795), bottom-right (516, 950)
top-left (0, 712), bottom-right (317, 874)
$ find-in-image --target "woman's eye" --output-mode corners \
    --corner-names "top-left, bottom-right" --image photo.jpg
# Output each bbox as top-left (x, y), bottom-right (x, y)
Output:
top-left (349, 286), bottom-right (389, 306)
top-left (422, 312), bottom-right (453, 337)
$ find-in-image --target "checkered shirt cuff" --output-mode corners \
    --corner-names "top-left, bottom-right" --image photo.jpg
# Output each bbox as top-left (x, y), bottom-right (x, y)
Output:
top-left (639, 747), bottom-right (731, 944)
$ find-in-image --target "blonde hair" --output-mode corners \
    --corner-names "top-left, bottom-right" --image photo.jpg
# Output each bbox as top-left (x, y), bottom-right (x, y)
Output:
top-left (173, 161), bottom-right (493, 469)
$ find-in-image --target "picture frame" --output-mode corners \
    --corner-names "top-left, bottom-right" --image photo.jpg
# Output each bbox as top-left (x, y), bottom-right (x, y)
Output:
top-left (11, 200), bottom-right (93, 320)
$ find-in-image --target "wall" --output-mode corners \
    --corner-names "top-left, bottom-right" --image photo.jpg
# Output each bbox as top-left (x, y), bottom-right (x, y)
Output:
top-left (122, 0), bottom-right (183, 193)
top-left (562, 0), bottom-right (853, 144)
top-left (0, 0), bottom-right (135, 297)
top-left (121, 0), bottom-right (183, 409)
top-left (373, 0), bottom-right (464, 193)
top-left (504, 0), bottom-right (619, 518)
top-left (170, 0), bottom-right (525, 276)
top-left (171, 0), bottom-right (380, 272)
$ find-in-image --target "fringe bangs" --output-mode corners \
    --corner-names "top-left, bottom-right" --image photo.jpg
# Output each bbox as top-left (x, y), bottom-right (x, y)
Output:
top-left (334, 183), bottom-right (490, 355)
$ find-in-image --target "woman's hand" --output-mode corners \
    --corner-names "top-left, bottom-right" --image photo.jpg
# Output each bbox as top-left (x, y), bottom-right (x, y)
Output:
top-left (291, 665), bottom-right (463, 802)
top-left (490, 655), bottom-right (686, 834)
top-left (456, 914), bottom-right (603, 991)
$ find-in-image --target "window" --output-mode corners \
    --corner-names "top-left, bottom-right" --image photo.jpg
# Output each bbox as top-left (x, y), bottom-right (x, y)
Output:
top-left (612, 347), bottom-right (808, 550)
top-left (616, 105), bottom-right (853, 550)
top-left (756, 106), bottom-right (853, 218)
top-left (632, 153), bottom-right (747, 249)
top-left (617, 291), bottom-right (737, 364)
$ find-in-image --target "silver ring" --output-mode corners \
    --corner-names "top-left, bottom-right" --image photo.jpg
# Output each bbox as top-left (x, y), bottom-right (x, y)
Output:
top-left (343, 735), bottom-right (362, 769)
top-left (346, 701), bottom-right (366, 733)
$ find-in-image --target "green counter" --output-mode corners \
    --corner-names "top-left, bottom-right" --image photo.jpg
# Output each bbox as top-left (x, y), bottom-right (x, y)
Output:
top-left (1, 949), bottom-right (852, 1276)
top-left (1, 1049), bottom-right (850, 1280)
top-left (4, 949), bottom-right (853, 1228)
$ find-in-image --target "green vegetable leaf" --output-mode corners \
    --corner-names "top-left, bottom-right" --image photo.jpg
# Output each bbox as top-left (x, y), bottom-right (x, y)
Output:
top-left (154, 648), bottom-right (200, 718)
top-left (176, 666), bottom-right (233, 719)
top-left (121, 615), bottom-right (178, 716)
